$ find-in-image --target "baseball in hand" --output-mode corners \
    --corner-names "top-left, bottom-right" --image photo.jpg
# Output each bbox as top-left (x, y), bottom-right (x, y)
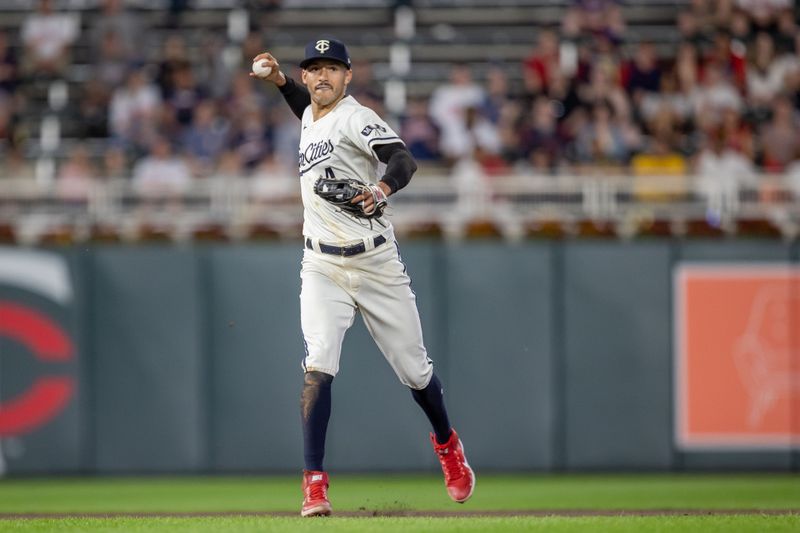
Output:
top-left (252, 60), bottom-right (272, 78)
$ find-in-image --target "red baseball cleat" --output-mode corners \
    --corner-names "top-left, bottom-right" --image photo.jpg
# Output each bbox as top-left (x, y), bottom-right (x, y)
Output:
top-left (301, 470), bottom-right (332, 517)
top-left (431, 429), bottom-right (475, 503)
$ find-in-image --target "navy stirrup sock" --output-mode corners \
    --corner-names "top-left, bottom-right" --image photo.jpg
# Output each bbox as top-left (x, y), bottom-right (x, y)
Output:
top-left (411, 373), bottom-right (452, 445)
top-left (301, 371), bottom-right (333, 472)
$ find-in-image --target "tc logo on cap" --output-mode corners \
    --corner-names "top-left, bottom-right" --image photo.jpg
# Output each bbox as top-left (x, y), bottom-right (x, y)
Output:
top-left (315, 40), bottom-right (330, 53)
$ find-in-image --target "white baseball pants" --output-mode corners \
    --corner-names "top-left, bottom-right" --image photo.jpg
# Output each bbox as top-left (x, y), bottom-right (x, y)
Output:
top-left (299, 238), bottom-right (434, 389)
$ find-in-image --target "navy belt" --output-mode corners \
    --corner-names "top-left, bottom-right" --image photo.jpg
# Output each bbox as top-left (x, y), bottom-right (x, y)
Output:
top-left (306, 235), bottom-right (387, 257)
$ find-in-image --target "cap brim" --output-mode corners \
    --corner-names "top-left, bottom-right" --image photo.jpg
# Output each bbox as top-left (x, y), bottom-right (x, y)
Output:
top-left (299, 56), bottom-right (350, 69)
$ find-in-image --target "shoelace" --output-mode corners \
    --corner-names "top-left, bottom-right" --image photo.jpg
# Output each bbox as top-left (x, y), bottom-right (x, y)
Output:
top-left (436, 447), bottom-right (465, 483)
top-left (305, 480), bottom-right (328, 502)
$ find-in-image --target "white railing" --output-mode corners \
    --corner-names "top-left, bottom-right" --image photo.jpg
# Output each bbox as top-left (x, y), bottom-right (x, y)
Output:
top-left (0, 172), bottom-right (798, 244)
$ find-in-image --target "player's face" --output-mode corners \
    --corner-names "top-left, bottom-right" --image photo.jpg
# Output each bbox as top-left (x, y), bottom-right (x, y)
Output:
top-left (302, 60), bottom-right (352, 108)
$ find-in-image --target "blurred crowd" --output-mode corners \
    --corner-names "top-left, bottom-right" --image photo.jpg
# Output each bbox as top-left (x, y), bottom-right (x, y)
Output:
top-left (423, 0), bottom-right (800, 192)
top-left (0, 0), bottom-right (799, 200)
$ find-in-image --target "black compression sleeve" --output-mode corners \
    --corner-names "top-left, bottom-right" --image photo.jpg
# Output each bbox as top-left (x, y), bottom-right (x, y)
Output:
top-left (374, 143), bottom-right (418, 194)
top-left (278, 77), bottom-right (311, 120)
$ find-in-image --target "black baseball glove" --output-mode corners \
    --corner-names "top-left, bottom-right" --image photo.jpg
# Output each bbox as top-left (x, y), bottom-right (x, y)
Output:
top-left (314, 177), bottom-right (388, 219)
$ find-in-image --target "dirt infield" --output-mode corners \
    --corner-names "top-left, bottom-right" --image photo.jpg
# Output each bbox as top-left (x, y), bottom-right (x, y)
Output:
top-left (1, 510), bottom-right (797, 519)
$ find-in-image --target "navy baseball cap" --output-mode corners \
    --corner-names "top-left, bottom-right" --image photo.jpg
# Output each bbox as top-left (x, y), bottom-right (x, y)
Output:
top-left (299, 38), bottom-right (351, 70)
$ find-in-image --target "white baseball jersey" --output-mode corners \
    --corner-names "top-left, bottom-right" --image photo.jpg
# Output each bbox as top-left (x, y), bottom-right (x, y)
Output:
top-left (297, 94), bottom-right (434, 389)
top-left (298, 95), bottom-right (401, 244)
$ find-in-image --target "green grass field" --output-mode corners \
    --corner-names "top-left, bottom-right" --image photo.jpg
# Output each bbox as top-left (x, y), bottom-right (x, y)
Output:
top-left (0, 474), bottom-right (797, 532)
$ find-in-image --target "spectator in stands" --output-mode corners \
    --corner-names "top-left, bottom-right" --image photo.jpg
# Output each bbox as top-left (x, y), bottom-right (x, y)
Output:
top-left (589, 29), bottom-right (624, 79)
top-left (564, 0), bottom-right (625, 43)
top-left (77, 79), bottom-right (111, 139)
top-left (574, 100), bottom-right (631, 166)
top-left (702, 30), bottom-right (747, 92)
top-left (240, 31), bottom-right (266, 71)
top-left (775, 30), bottom-right (800, 86)
top-left (428, 64), bottom-right (486, 163)
top-left (167, 64), bottom-right (208, 127)
top-left (630, 137), bottom-right (688, 178)
top-left (692, 61), bottom-right (743, 127)
top-left (156, 35), bottom-right (191, 100)
top-left (250, 154), bottom-right (297, 203)
top-left (195, 34), bottom-right (233, 100)
top-left (242, 0), bottom-right (283, 34)
top-left (109, 67), bottom-right (162, 151)
top-left (720, 107), bottom-right (755, 160)
top-left (182, 100), bottom-right (230, 177)
top-left (102, 144), bottom-right (129, 181)
top-left (630, 101), bottom-right (689, 179)
top-left (559, 13), bottom-right (583, 80)
top-left (684, 0), bottom-right (718, 31)
top-left (557, 103), bottom-right (587, 165)
top-left (694, 127), bottom-right (756, 198)
top-left (496, 100), bottom-right (525, 167)
top-left (228, 112), bottom-right (272, 174)
top-left (132, 137), bottom-right (192, 197)
top-left (0, 31), bottom-right (19, 96)
top-left (4, 91), bottom-right (30, 149)
top-left (746, 32), bottom-right (794, 114)
top-left (481, 66), bottom-right (514, 125)
top-left (783, 53), bottom-right (800, 110)
top-left (0, 144), bottom-right (34, 182)
top-left (623, 41), bottom-right (663, 109)
top-left (577, 59), bottom-right (629, 123)
top-left (523, 29), bottom-right (562, 96)
top-left (639, 70), bottom-right (694, 133)
top-left (784, 147), bottom-right (800, 197)
top-left (676, 9), bottom-right (713, 50)
top-left (772, 7), bottom-right (797, 54)
top-left (269, 104), bottom-right (300, 174)
top-left (547, 72), bottom-right (581, 123)
top-left (0, 94), bottom-right (12, 144)
top-left (518, 96), bottom-right (563, 173)
top-left (56, 143), bottom-right (98, 203)
top-left (20, 0), bottom-right (79, 79)
top-left (156, 97), bottom-right (182, 144)
top-left (737, 0), bottom-right (791, 32)
top-left (759, 95), bottom-right (800, 172)
top-left (729, 9), bottom-right (755, 49)
top-left (225, 71), bottom-right (268, 127)
top-left (91, 0), bottom-right (142, 62)
top-left (401, 98), bottom-right (441, 162)
top-left (614, 97), bottom-right (644, 156)
top-left (711, 0), bottom-right (737, 29)
top-left (674, 42), bottom-right (701, 94)
top-left (95, 30), bottom-right (130, 90)
top-left (463, 106), bottom-right (505, 173)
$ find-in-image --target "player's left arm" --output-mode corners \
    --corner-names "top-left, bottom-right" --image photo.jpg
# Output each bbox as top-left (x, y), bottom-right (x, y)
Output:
top-left (376, 142), bottom-right (417, 195)
top-left (353, 142), bottom-right (418, 211)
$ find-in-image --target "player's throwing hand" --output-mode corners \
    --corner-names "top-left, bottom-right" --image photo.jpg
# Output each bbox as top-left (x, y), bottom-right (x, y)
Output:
top-left (249, 52), bottom-right (285, 85)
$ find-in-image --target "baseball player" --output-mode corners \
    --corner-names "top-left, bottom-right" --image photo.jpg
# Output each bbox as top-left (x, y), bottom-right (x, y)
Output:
top-left (251, 38), bottom-right (475, 517)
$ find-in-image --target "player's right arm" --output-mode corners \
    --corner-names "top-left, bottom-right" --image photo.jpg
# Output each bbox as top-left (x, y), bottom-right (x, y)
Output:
top-left (251, 52), bottom-right (310, 120)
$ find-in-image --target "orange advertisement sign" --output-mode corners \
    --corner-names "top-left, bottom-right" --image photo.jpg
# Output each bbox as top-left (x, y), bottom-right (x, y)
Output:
top-left (675, 264), bottom-right (800, 449)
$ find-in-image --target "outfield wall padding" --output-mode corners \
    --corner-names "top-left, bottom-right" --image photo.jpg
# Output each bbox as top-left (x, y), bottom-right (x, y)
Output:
top-left (0, 241), bottom-right (796, 474)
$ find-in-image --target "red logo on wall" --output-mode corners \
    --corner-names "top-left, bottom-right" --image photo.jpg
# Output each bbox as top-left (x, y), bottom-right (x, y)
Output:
top-left (0, 302), bottom-right (75, 436)
top-left (675, 264), bottom-right (800, 449)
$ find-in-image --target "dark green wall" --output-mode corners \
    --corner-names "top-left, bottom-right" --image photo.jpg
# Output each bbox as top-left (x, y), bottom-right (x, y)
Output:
top-left (0, 240), bottom-right (796, 474)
